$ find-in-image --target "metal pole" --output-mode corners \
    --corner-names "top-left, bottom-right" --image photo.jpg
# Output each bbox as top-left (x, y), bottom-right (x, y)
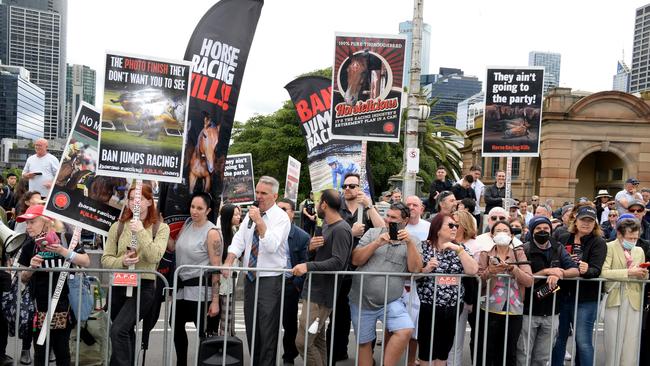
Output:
top-left (403, 0), bottom-right (424, 198)
top-left (504, 157), bottom-right (512, 210)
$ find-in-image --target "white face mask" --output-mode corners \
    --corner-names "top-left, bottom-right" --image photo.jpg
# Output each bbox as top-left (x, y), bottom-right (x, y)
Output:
top-left (493, 232), bottom-right (511, 246)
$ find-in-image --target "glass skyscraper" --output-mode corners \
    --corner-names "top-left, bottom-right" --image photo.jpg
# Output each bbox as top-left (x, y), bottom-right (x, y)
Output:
top-left (528, 51), bottom-right (561, 94)
top-left (613, 60), bottom-right (631, 93)
top-left (421, 68), bottom-right (482, 128)
top-left (64, 64), bottom-right (96, 136)
top-left (0, 65), bottom-right (45, 139)
top-left (0, 0), bottom-right (67, 140)
top-left (631, 4), bottom-right (650, 93)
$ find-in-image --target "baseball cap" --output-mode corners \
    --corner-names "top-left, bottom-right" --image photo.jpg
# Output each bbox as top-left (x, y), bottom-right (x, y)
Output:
top-left (561, 205), bottom-right (574, 216)
top-left (16, 205), bottom-right (51, 223)
top-left (626, 178), bottom-right (640, 185)
top-left (628, 200), bottom-right (645, 211)
top-left (575, 206), bottom-right (597, 221)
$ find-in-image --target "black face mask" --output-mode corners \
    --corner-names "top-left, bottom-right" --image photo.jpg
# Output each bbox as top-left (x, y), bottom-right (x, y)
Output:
top-left (511, 227), bottom-right (522, 236)
top-left (534, 231), bottom-right (550, 245)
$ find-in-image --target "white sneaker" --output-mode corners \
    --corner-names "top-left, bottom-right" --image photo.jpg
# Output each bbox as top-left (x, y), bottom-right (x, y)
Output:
top-left (564, 351), bottom-right (572, 361)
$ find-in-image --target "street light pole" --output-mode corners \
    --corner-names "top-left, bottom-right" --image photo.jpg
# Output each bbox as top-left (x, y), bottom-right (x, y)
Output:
top-left (403, 0), bottom-right (424, 198)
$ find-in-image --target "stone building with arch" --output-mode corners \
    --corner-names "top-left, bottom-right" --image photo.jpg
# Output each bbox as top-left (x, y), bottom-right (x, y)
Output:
top-left (460, 87), bottom-right (650, 205)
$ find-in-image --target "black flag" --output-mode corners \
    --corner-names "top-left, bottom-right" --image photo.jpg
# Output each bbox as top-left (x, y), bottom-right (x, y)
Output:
top-left (158, 0), bottom-right (263, 237)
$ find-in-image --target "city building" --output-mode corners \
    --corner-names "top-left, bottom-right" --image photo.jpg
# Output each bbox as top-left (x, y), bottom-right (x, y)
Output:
top-left (0, 137), bottom-right (64, 166)
top-left (460, 88), bottom-right (650, 205)
top-left (456, 91), bottom-right (484, 131)
top-left (421, 68), bottom-right (482, 127)
top-left (399, 20), bottom-right (431, 87)
top-left (631, 4), bottom-right (650, 93)
top-left (613, 60), bottom-right (631, 92)
top-left (0, 64), bottom-right (44, 139)
top-left (0, 0), bottom-right (67, 140)
top-left (528, 51), bottom-right (561, 94)
top-left (64, 63), bottom-right (96, 136)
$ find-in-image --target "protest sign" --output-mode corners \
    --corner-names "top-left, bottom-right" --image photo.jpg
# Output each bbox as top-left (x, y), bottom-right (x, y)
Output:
top-left (97, 52), bottom-right (191, 182)
top-left (285, 76), bottom-right (371, 198)
top-left (284, 156), bottom-right (301, 203)
top-left (45, 103), bottom-right (127, 236)
top-left (482, 67), bottom-right (544, 156)
top-left (330, 32), bottom-right (406, 142)
top-left (222, 153), bottom-right (255, 205)
top-left (157, 0), bottom-right (263, 238)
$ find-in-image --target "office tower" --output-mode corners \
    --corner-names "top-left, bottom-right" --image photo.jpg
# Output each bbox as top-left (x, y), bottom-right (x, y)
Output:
top-left (64, 64), bottom-right (96, 135)
top-left (613, 60), bottom-right (631, 92)
top-left (399, 20), bottom-right (431, 87)
top-left (456, 91), bottom-right (485, 131)
top-left (528, 51), bottom-right (561, 94)
top-left (0, 0), bottom-right (67, 139)
top-left (0, 65), bottom-right (45, 139)
top-left (631, 4), bottom-right (650, 93)
top-left (421, 68), bottom-right (482, 127)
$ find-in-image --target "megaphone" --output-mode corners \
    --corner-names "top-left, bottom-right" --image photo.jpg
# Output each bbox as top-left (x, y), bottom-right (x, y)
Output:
top-left (0, 222), bottom-right (27, 255)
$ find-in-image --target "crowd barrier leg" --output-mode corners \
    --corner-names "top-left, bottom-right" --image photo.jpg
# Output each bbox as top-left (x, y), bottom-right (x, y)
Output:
top-left (354, 273), bottom-right (364, 366)
top-left (327, 273), bottom-right (339, 366)
top-left (275, 270), bottom-right (287, 366)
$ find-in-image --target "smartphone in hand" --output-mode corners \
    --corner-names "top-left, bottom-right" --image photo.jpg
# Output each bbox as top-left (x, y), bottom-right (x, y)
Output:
top-left (388, 222), bottom-right (399, 241)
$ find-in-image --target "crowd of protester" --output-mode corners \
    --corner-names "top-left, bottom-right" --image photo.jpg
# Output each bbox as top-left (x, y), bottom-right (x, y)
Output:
top-left (1, 138), bottom-right (649, 366)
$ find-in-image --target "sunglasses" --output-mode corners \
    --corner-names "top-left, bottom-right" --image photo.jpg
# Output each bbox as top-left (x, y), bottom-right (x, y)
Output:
top-left (447, 223), bottom-right (459, 229)
top-left (609, 214), bottom-right (618, 217)
top-left (490, 216), bottom-right (507, 221)
top-left (280, 207), bottom-right (290, 212)
top-left (341, 184), bottom-right (359, 189)
top-left (630, 208), bottom-right (645, 213)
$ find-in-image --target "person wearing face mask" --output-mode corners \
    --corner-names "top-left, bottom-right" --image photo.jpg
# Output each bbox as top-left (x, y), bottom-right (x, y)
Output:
top-left (516, 217), bottom-right (579, 366)
top-left (551, 206), bottom-right (606, 366)
top-left (600, 217), bottom-right (649, 366)
top-left (474, 207), bottom-right (523, 252)
top-left (475, 221), bottom-right (533, 366)
top-left (509, 217), bottom-right (525, 242)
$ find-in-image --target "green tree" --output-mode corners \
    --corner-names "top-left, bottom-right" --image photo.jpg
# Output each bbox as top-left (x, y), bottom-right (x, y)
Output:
top-left (418, 98), bottom-right (463, 193)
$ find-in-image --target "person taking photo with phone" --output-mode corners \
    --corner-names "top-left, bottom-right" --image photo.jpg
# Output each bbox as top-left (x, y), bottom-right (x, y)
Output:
top-left (348, 202), bottom-right (423, 366)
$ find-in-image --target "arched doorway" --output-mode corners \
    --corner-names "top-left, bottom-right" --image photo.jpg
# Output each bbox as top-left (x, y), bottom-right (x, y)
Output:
top-left (575, 151), bottom-right (625, 200)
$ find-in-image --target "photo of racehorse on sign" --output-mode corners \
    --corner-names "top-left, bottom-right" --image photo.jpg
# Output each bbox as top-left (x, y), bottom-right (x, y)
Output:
top-left (330, 32), bottom-right (406, 142)
top-left (97, 52), bottom-right (191, 183)
top-left (45, 103), bottom-right (127, 236)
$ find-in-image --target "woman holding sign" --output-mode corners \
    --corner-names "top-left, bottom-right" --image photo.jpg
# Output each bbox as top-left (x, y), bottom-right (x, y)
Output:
top-left (169, 192), bottom-right (222, 366)
top-left (101, 184), bottom-right (168, 366)
top-left (17, 205), bottom-right (90, 366)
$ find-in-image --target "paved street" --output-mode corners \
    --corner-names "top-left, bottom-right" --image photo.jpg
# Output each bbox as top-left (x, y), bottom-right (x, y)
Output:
top-left (2, 299), bottom-right (612, 365)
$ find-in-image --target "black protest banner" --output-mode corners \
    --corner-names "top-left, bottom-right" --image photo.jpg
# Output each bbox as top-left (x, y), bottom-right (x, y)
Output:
top-left (482, 67), bottom-right (544, 156)
top-left (222, 153), bottom-right (255, 205)
top-left (157, 0), bottom-right (263, 238)
top-left (330, 33), bottom-right (406, 142)
top-left (285, 76), bottom-right (371, 197)
top-left (97, 52), bottom-right (191, 182)
top-left (45, 103), bottom-right (127, 236)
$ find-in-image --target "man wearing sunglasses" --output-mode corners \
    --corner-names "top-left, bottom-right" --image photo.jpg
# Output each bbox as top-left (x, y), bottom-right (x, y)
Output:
top-left (328, 172), bottom-right (384, 362)
top-left (615, 177), bottom-right (644, 214)
top-left (628, 200), bottom-right (650, 243)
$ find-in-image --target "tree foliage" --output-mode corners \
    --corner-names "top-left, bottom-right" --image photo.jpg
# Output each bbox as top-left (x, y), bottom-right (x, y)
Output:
top-left (228, 68), bottom-right (463, 202)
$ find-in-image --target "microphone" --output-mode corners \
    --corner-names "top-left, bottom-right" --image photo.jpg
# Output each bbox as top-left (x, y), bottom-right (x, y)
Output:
top-left (247, 200), bottom-right (260, 229)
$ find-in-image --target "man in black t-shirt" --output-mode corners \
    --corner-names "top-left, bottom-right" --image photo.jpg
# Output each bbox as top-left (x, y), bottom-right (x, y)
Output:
top-left (293, 189), bottom-right (352, 364)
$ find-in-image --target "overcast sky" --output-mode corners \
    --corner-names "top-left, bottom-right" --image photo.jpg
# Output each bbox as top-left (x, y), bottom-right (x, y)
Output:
top-left (67, 0), bottom-right (645, 123)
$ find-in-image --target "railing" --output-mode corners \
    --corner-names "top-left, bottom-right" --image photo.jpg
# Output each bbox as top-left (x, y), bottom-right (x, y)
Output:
top-left (3, 265), bottom-right (649, 366)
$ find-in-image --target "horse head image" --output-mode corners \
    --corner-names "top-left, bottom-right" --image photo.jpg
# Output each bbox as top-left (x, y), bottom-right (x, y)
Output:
top-left (344, 50), bottom-right (369, 106)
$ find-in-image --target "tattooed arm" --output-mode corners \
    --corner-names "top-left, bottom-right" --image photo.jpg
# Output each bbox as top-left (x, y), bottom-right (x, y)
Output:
top-left (206, 228), bottom-right (222, 317)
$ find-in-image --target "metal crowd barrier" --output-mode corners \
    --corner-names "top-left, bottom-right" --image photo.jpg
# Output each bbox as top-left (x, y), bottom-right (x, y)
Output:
top-left (168, 265), bottom-right (650, 366)
top-left (0, 267), bottom-right (170, 366)
top-left (12, 264), bottom-right (643, 366)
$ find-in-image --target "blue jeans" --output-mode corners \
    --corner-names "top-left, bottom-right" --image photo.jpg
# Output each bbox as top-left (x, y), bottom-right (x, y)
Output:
top-left (551, 298), bottom-right (598, 366)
